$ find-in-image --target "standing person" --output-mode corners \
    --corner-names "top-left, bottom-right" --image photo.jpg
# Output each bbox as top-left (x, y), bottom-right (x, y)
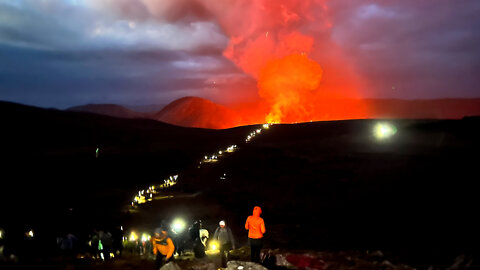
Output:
top-left (245, 206), bottom-right (265, 263)
top-left (213, 220), bottom-right (235, 268)
top-left (152, 227), bottom-right (175, 270)
top-left (57, 232), bottom-right (78, 260)
top-left (189, 220), bottom-right (206, 258)
top-left (99, 230), bottom-right (113, 260)
top-left (89, 230), bottom-right (100, 259)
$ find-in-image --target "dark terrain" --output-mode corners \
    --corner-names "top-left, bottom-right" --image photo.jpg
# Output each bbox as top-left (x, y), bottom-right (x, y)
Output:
top-left (1, 100), bottom-right (479, 269)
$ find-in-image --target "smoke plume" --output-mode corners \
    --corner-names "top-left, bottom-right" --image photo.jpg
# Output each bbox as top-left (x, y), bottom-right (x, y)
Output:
top-left (109, 0), bottom-right (367, 123)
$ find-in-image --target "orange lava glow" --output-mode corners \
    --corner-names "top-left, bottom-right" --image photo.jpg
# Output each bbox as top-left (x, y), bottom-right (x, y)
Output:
top-left (154, 0), bottom-right (371, 129)
top-left (212, 0), bottom-right (369, 126)
top-left (258, 53), bottom-right (323, 123)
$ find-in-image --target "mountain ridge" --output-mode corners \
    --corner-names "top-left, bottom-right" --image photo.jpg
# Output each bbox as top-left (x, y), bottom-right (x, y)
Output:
top-left (62, 97), bottom-right (480, 129)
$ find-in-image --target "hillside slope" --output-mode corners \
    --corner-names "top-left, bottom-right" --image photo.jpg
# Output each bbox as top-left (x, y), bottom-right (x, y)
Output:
top-left (153, 96), bottom-right (244, 129)
top-left (0, 101), bottom-right (255, 226)
top-left (67, 103), bottom-right (148, 119)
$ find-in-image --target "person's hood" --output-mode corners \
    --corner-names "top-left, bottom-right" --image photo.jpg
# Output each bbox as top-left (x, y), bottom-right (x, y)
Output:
top-left (252, 206), bottom-right (262, 217)
top-left (155, 231), bottom-right (167, 241)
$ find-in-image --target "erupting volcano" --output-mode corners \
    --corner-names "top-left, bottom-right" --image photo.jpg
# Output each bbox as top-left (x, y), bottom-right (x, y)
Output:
top-left (258, 53), bottom-right (323, 123)
top-left (62, 0), bottom-right (479, 130)
top-left (192, 0), bottom-right (369, 126)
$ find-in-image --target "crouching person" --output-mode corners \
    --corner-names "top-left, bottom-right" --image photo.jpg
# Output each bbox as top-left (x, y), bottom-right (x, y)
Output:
top-left (152, 227), bottom-right (175, 270)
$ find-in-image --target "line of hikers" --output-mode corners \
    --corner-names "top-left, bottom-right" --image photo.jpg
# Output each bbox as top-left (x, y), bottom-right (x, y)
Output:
top-left (153, 206), bottom-right (266, 269)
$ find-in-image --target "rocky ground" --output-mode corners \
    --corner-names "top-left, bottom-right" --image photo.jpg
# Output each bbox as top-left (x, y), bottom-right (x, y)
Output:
top-left (1, 246), bottom-right (474, 270)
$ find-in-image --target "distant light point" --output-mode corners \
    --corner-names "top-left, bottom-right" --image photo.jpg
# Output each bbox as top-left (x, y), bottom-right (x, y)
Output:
top-left (374, 122), bottom-right (397, 140)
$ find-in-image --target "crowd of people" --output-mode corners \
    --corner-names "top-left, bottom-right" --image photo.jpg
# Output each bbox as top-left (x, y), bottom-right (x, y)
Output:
top-left (150, 205), bottom-right (266, 270)
top-left (0, 226), bottom-right (124, 263)
top-left (1, 206), bottom-right (267, 270)
top-left (55, 228), bottom-right (124, 261)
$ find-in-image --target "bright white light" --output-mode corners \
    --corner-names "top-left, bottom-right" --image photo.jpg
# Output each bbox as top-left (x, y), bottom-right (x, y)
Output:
top-left (28, 230), bottom-right (34, 237)
top-left (141, 233), bottom-right (151, 242)
top-left (374, 122), bottom-right (397, 139)
top-left (129, 231), bottom-right (137, 241)
top-left (172, 218), bottom-right (186, 234)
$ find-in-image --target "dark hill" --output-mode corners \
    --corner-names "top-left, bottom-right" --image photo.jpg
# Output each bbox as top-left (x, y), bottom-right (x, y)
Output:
top-left (0, 101), bottom-right (254, 228)
top-left (132, 117), bottom-right (480, 269)
top-left (67, 103), bottom-right (148, 119)
top-left (1, 100), bottom-right (479, 269)
top-left (152, 96), bottom-right (244, 129)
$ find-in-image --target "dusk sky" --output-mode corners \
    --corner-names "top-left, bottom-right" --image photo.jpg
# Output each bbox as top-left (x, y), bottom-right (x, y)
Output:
top-left (1, 0), bottom-right (479, 110)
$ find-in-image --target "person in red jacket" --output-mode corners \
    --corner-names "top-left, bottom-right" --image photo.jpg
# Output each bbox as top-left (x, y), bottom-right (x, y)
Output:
top-left (245, 206), bottom-right (266, 263)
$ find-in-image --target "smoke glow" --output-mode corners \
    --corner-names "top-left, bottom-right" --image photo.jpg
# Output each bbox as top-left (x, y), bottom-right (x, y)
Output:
top-left (259, 53), bottom-right (323, 123)
top-left (207, 0), bottom-right (366, 124)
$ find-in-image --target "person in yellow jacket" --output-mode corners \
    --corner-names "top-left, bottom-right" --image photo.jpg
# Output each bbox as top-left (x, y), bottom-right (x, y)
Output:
top-left (152, 227), bottom-right (175, 270)
top-left (245, 206), bottom-right (266, 263)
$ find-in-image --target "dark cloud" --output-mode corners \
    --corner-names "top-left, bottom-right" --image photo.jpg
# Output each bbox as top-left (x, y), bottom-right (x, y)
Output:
top-left (0, 43), bottom-right (244, 108)
top-left (0, 0), bottom-right (244, 108)
top-left (330, 0), bottom-right (480, 98)
top-left (0, 2), bottom-right (84, 49)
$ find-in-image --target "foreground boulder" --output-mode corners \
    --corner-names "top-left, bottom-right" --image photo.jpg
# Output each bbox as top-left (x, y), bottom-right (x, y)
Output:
top-left (227, 260), bottom-right (268, 270)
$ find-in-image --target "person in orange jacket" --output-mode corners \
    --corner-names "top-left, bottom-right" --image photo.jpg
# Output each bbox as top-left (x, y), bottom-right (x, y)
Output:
top-left (152, 227), bottom-right (175, 270)
top-left (245, 206), bottom-right (266, 263)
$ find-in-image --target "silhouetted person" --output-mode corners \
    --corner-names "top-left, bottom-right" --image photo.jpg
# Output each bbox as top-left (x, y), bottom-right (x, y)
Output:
top-left (20, 229), bottom-right (36, 264)
top-left (99, 230), bottom-right (113, 260)
top-left (213, 220), bottom-right (235, 267)
top-left (88, 230), bottom-right (100, 259)
top-left (171, 225), bottom-right (187, 256)
top-left (57, 232), bottom-right (78, 260)
top-left (189, 220), bottom-right (206, 258)
top-left (245, 206), bottom-right (265, 263)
